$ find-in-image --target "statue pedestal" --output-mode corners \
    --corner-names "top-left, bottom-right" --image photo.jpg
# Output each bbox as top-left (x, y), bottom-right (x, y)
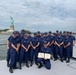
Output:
top-left (7, 25), bottom-right (14, 33)
top-left (10, 25), bottom-right (14, 30)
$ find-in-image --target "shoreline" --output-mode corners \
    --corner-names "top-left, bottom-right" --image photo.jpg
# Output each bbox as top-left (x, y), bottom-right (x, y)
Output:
top-left (0, 33), bottom-right (11, 35)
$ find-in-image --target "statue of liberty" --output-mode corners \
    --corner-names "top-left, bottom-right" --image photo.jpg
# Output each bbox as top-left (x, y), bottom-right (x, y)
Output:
top-left (9, 16), bottom-right (14, 31)
top-left (10, 16), bottom-right (14, 25)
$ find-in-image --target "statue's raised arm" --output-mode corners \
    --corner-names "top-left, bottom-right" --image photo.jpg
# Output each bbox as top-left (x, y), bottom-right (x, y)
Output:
top-left (10, 16), bottom-right (14, 25)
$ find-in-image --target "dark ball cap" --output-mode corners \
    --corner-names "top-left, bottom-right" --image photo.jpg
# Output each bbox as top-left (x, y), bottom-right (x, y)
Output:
top-left (24, 34), bottom-right (27, 37)
top-left (65, 34), bottom-right (69, 37)
top-left (60, 31), bottom-right (62, 34)
top-left (69, 32), bottom-right (72, 34)
top-left (44, 41), bottom-right (47, 44)
top-left (49, 31), bottom-right (52, 33)
top-left (56, 30), bottom-right (59, 32)
top-left (16, 31), bottom-right (19, 34)
top-left (20, 31), bottom-right (24, 34)
top-left (13, 31), bottom-right (17, 35)
top-left (34, 33), bottom-right (37, 35)
top-left (41, 33), bottom-right (44, 36)
top-left (53, 33), bottom-right (56, 35)
top-left (37, 31), bottom-right (40, 33)
top-left (28, 32), bottom-right (31, 34)
top-left (44, 32), bottom-right (47, 35)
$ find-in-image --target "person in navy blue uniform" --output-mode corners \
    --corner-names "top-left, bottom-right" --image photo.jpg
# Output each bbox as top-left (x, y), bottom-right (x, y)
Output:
top-left (37, 31), bottom-right (41, 38)
top-left (27, 32), bottom-right (32, 63)
top-left (53, 33), bottom-right (58, 60)
top-left (64, 35), bottom-right (71, 63)
top-left (6, 35), bottom-right (13, 67)
top-left (55, 30), bottom-right (59, 38)
top-left (37, 41), bottom-right (52, 70)
top-left (48, 31), bottom-right (54, 47)
top-left (43, 32), bottom-right (50, 47)
top-left (19, 30), bottom-right (25, 45)
top-left (19, 30), bottom-right (25, 46)
top-left (62, 31), bottom-right (67, 60)
top-left (9, 31), bottom-right (19, 73)
top-left (30, 33), bottom-right (40, 66)
top-left (19, 30), bottom-right (25, 63)
top-left (48, 31), bottom-right (54, 58)
top-left (19, 34), bottom-right (30, 69)
top-left (40, 33), bottom-right (45, 48)
top-left (37, 31), bottom-right (41, 52)
top-left (55, 34), bottom-right (64, 62)
top-left (69, 32), bottom-right (75, 57)
top-left (15, 31), bottom-right (20, 63)
top-left (11, 31), bottom-right (20, 69)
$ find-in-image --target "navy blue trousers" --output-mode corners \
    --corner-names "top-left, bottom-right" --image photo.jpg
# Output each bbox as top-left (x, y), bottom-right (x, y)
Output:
top-left (55, 46), bottom-right (63, 59)
top-left (19, 49), bottom-right (29, 65)
top-left (37, 58), bottom-right (51, 70)
top-left (30, 48), bottom-right (39, 63)
top-left (6, 50), bottom-right (10, 63)
top-left (65, 47), bottom-right (71, 59)
top-left (9, 53), bottom-right (16, 68)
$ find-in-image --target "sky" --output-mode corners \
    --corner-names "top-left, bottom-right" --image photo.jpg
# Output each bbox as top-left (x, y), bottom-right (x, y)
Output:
top-left (0, 0), bottom-right (76, 32)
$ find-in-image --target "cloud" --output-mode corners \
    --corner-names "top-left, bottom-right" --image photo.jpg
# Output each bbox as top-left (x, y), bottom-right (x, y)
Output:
top-left (0, 0), bottom-right (76, 32)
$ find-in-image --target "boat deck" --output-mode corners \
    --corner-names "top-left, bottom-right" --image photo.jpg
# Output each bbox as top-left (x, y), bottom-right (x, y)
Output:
top-left (0, 59), bottom-right (76, 75)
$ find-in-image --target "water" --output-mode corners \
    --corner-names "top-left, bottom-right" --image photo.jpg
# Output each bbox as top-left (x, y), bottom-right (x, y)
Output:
top-left (0, 34), bottom-right (10, 60)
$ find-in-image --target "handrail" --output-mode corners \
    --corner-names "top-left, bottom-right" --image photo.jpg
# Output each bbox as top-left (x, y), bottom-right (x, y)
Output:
top-left (0, 44), bottom-right (6, 45)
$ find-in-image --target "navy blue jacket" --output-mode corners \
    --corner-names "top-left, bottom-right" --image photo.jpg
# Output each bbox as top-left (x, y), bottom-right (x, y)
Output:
top-left (40, 47), bottom-right (52, 55)
top-left (21, 38), bottom-right (30, 49)
top-left (64, 38), bottom-right (71, 48)
top-left (10, 37), bottom-right (18, 53)
top-left (69, 35), bottom-right (75, 46)
top-left (31, 37), bottom-right (39, 46)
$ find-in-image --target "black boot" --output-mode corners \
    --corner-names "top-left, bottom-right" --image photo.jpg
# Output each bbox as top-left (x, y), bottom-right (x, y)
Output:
top-left (38, 63), bottom-right (43, 69)
top-left (63, 57), bottom-right (66, 60)
top-left (54, 58), bottom-right (57, 61)
top-left (30, 62), bottom-right (33, 67)
top-left (60, 59), bottom-right (63, 62)
top-left (51, 56), bottom-right (53, 60)
top-left (66, 58), bottom-right (70, 63)
top-left (9, 67), bottom-right (13, 73)
top-left (26, 63), bottom-right (29, 68)
top-left (35, 62), bottom-right (38, 66)
top-left (19, 64), bottom-right (22, 70)
top-left (13, 67), bottom-right (18, 69)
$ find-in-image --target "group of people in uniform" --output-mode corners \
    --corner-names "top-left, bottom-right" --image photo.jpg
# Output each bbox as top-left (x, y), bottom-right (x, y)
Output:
top-left (6, 30), bottom-right (75, 73)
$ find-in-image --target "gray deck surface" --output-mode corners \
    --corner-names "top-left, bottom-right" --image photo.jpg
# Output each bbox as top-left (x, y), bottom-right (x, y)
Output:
top-left (0, 59), bottom-right (76, 75)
